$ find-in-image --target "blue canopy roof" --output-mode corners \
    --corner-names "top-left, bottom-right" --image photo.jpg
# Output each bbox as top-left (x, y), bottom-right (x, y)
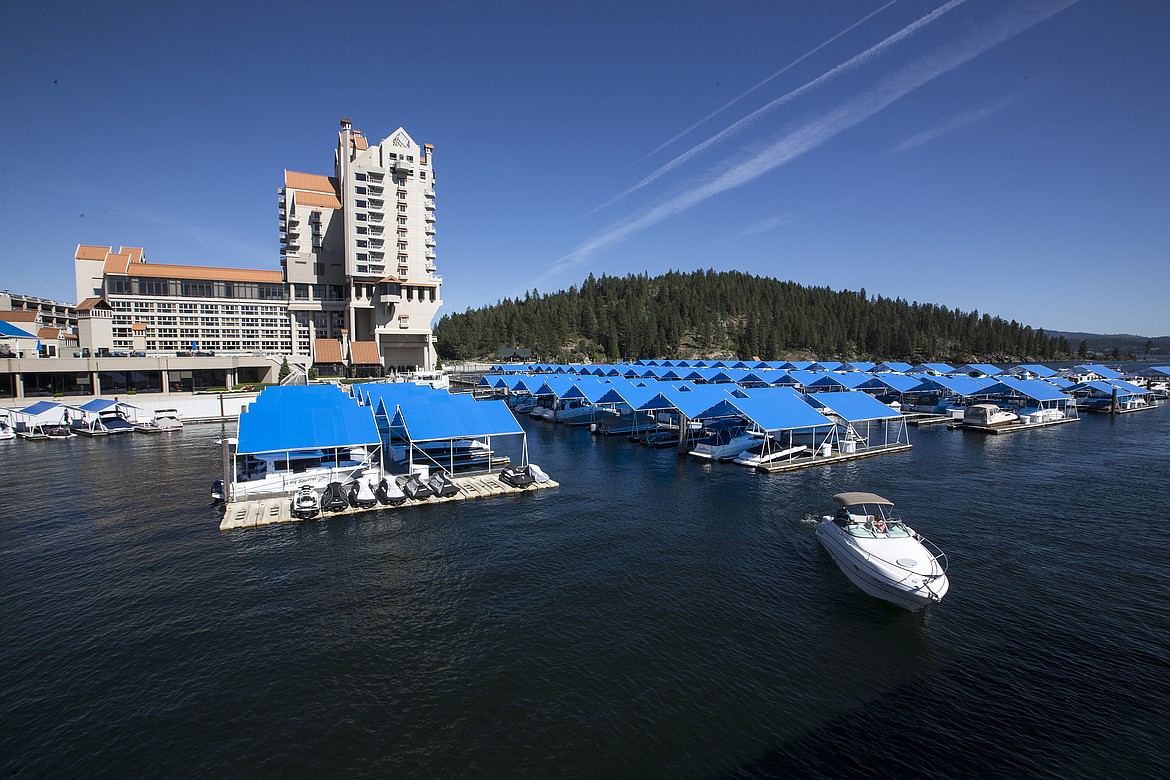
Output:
top-left (954, 363), bottom-right (1003, 377)
top-left (806, 391), bottom-right (902, 422)
top-left (0, 321), bottom-right (37, 338)
top-left (695, 389), bottom-right (834, 432)
top-left (391, 396), bottom-right (523, 442)
top-left (978, 377), bottom-right (1070, 403)
top-left (909, 375), bottom-right (991, 397)
top-left (1013, 364), bottom-right (1056, 378)
top-left (1077, 364), bottom-right (1124, 380)
top-left (873, 362), bottom-right (913, 373)
top-left (237, 386), bottom-right (381, 455)
top-left (637, 384), bottom-right (739, 418)
top-left (808, 371), bottom-right (873, 390)
top-left (859, 373), bottom-right (922, 393)
top-left (17, 400), bottom-right (63, 416)
top-left (913, 363), bottom-right (957, 375)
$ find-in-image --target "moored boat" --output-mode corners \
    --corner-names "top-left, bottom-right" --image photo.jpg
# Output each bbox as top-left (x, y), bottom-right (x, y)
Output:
top-left (815, 492), bottom-right (949, 611)
top-left (962, 403), bottom-right (1018, 428)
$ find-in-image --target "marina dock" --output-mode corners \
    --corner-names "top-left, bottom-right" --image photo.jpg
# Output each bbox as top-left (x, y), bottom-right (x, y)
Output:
top-left (948, 417), bottom-right (1080, 434)
top-left (219, 473), bottom-right (559, 531)
top-left (756, 442), bottom-right (912, 473)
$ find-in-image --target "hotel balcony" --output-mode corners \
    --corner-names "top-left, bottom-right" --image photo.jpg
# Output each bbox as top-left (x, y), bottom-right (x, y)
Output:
top-left (425, 211), bottom-right (435, 222)
top-left (367, 183), bottom-right (384, 194)
top-left (425, 223), bottom-right (436, 235)
top-left (393, 158), bottom-right (415, 175)
top-left (424, 188), bottom-right (435, 198)
top-left (425, 237), bottom-right (436, 247)
top-left (424, 200), bottom-right (435, 210)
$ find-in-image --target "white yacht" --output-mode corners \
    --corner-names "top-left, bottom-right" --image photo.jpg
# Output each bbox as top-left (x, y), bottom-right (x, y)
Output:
top-left (226, 448), bottom-right (378, 500)
top-left (962, 404), bottom-right (1018, 428)
top-left (135, 408), bottom-right (183, 433)
top-left (0, 411), bottom-right (16, 441)
top-left (689, 422), bottom-right (758, 461)
top-left (816, 492), bottom-right (949, 611)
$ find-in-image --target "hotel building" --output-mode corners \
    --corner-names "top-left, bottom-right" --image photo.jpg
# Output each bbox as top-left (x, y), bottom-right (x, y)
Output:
top-left (281, 118), bottom-right (442, 372)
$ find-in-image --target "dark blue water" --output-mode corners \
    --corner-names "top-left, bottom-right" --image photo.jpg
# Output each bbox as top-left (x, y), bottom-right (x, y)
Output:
top-left (2, 407), bottom-right (1169, 778)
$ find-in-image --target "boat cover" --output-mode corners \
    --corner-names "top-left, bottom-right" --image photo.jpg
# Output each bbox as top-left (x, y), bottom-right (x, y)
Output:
top-left (832, 491), bottom-right (894, 507)
top-left (1077, 364), bottom-right (1124, 380)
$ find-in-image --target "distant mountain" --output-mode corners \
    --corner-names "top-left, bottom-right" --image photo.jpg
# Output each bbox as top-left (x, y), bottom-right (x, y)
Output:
top-left (435, 269), bottom-right (1073, 364)
top-left (1048, 331), bottom-right (1169, 361)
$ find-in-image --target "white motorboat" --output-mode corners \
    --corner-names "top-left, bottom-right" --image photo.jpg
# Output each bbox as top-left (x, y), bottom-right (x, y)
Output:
top-left (135, 408), bottom-right (183, 433)
top-left (227, 449), bottom-right (378, 500)
top-left (689, 421), bottom-right (758, 461)
top-left (816, 492), bottom-right (949, 611)
top-left (0, 411), bottom-right (18, 441)
top-left (732, 440), bottom-right (807, 468)
top-left (962, 403), bottom-right (1018, 428)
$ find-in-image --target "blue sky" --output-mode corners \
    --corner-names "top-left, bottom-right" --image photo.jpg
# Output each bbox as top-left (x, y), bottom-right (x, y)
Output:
top-left (2, 0), bottom-right (1167, 337)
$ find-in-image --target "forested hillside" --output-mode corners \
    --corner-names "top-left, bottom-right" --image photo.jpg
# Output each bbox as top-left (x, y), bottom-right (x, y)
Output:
top-left (434, 270), bottom-right (1071, 363)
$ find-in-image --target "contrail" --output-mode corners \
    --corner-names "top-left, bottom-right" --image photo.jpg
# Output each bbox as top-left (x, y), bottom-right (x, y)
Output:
top-left (889, 95), bottom-right (1016, 153)
top-left (544, 0), bottom-right (1080, 288)
top-left (637, 0), bottom-right (902, 163)
top-left (588, 0), bottom-right (967, 216)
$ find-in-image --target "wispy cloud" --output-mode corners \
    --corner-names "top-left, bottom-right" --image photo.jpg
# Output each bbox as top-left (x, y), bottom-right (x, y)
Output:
top-left (738, 213), bottom-right (793, 238)
top-left (588, 0), bottom-right (969, 216)
top-left (543, 0), bottom-right (1080, 288)
top-left (636, 0), bottom-right (902, 163)
top-left (889, 95), bottom-right (1016, 153)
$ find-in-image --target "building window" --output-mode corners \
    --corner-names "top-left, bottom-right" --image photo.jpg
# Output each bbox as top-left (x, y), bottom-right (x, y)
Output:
top-left (355, 172), bottom-right (366, 181)
top-left (357, 253), bottom-right (367, 262)
top-left (356, 200), bottom-right (366, 208)
top-left (355, 186), bottom-right (366, 194)
top-left (356, 212), bottom-right (367, 221)
top-left (357, 226), bottom-right (367, 234)
top-left (399, 316), bottom-right (409, 328)
top-left (397, 204), bottom-right (407, 212)
top-left (420, 172), bottom-right (427, 180)
top-left (357, 239), bottom-right (367, 247)
top-left (397, 217), bottom-right (407, 225)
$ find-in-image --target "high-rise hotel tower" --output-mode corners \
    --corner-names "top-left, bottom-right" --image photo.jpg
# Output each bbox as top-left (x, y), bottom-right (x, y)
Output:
top-left (280, 119), bottom-right (442, 371)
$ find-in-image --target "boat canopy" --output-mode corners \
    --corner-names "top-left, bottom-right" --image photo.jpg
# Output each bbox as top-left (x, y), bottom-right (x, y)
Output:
top-left (390, 396), bottom-right (523, 442)
top-left (832, 492), bottom-right (894, 507)
top-left (872, 361), bottom-right (913, 373)
top-left (1012, 364), bottom-right (1057, 378)
top-left (695, 390), bottom-right (835, 432)
top-left (1077, 364), bottom-right (1124, 380)
top-left (978, 377), bottom-right (1070, 403)
top-left (17, 400), bottom-right (63, 417)
top-left (953, 363), bottom-right (1004, 377)
top-left (806, 391), bottom-right (902, 422)
top-left (859, 373), bottom-right (922, 393)
top-left (807, 371), bottom-right (873, 390)
top-left (908, 375), bottom-right (991, 397)
top-left (637, 384), bottom-right (741, 419)
top-left (1072, 380), bottom-right (1146, 398)
top-left (237, 388), bottom-right (381, 456)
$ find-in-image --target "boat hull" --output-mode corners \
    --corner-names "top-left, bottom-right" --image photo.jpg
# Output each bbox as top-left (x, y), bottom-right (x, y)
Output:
top-left (816, 521), bottom-right (949, 610)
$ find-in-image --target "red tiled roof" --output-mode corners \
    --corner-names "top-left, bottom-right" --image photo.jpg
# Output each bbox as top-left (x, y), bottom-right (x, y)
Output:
top-left (75, 244), bottom-right (112, 261)
top-left (349, 341), bottom-right (381, 365)
top-left (0, 311), bottom-right (39, 322)
top-left (314, 338), bottom-right (343, 364)
top-left (37, 327), bottom-right (62, 340)
top-left (295, 191), bottom-right (343, 210)
top-left (75, 297), bottom-right (110, 311)
top-left (285, 171), bottom-right (339, 194)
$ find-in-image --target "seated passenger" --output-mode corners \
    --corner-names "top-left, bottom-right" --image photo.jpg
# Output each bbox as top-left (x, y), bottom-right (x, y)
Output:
top-left (873, 518), bottom-right (888, 534)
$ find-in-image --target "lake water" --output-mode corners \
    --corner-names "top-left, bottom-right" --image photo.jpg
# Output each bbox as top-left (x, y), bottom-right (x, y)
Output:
top-left (2, 404), bottom-right (1168, 778)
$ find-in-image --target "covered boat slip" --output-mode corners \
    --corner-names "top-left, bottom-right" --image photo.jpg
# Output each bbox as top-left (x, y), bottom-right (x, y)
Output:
top-left (386, 393), bottom-right (527, 475)
top-left (1069, 380), bottom-right (1156, 414)
top-left (954, 377), bottom-right (1080, 433)
top-left (223, 385), bottom-right (383, 503)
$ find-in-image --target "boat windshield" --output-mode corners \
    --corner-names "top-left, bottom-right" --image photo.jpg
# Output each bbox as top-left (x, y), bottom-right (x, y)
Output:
top-left (836, 502), bottom-right (912, 538)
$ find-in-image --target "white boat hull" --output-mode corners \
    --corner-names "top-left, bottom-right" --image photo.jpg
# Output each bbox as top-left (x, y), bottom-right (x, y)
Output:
top-left (816, 520), bottom-right (949, 610)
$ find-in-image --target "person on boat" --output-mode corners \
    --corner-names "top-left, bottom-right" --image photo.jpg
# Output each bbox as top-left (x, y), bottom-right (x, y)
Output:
top-left (835, 506), bottom-right (851, 526)
top-left (873, 518), bottom-right (888, 534)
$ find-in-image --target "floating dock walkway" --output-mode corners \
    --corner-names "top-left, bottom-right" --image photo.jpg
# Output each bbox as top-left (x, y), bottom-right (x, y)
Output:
top-left (219, 473), bottom-right (559, 531)
top-left (948, 417), bottom-right (1080, 434)
top-left (756, 442), bottom-right (912, 473)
